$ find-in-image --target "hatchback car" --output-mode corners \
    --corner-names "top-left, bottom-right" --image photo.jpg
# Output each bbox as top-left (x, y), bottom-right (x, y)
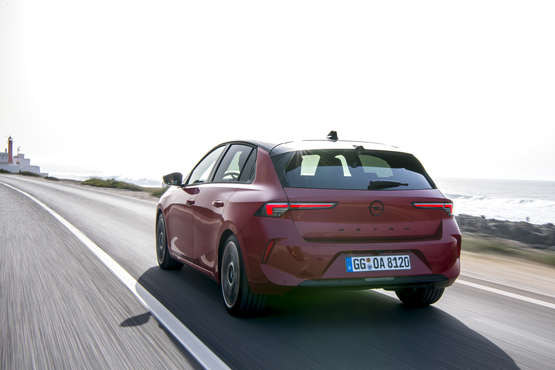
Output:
top-left (156, 132), bottom-right (461, 316)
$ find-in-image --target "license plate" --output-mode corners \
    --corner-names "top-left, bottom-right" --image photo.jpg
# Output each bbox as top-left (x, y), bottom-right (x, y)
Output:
top-left (346, 255), bottom-right (411, 272)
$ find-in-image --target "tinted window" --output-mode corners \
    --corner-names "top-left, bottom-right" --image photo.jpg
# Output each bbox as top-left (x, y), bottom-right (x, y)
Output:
top-left (186, 146), bottom-right (225, 185)
top-left (272, 149), bottom-right (434, 190)
top-left (213, 145), bottom-right (256, 183)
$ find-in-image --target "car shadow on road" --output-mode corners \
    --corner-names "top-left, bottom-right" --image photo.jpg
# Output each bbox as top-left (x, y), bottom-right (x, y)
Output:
top-left (120, 312), bottom-right (152, 327)
top-left (137, 265), bottom-right (519, 370)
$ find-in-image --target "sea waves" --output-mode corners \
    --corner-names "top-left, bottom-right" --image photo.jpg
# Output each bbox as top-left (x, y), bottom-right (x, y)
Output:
top-left (446, 193), bottom-right (555, 225)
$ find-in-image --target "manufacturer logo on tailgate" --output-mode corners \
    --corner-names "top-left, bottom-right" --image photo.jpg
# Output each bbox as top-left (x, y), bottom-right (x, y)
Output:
top-left (369, 201), bottom-right (384, 216)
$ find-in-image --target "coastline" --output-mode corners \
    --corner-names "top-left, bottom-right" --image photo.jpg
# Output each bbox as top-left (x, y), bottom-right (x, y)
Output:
top-left (456, 214), bottom-right (555, 251)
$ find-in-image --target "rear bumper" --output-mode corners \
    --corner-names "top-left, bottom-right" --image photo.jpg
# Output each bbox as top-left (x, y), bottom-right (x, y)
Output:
top-left (239, 216), bottom-right (461, 295)
top-left (299, 274), bottom-right (452, 290)
top-left (258, 256), bottom-right (459, 294)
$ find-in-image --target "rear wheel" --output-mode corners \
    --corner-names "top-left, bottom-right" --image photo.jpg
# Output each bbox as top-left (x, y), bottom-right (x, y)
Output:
top-left (221, 235), bottom-right (266, 317)
top-left (395, 287), bottom-right (444, 307)
top-left (156, 214), bottom-right (183, 270)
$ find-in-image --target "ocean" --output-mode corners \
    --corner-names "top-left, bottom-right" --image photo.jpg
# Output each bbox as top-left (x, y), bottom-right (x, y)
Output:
top-left (436, 178), bottom-right (555, 225)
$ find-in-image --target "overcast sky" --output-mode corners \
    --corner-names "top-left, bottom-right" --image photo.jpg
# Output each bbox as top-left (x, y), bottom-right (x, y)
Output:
top-left (2, 1), bottom-right (554, 182)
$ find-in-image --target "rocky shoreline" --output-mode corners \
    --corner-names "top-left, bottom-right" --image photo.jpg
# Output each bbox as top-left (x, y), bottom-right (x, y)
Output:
top-left (456, 214), bottom-right (555, 252)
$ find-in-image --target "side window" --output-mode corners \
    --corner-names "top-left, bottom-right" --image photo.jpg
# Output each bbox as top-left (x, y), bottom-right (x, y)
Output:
top-left (213, 145), bottom-right (256, 183)
top-left (186, 146), bottom-right (225, 185)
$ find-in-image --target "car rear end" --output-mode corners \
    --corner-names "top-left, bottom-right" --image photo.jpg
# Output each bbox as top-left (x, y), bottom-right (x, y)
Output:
top-left (247, 141), bottom-right (460, 303)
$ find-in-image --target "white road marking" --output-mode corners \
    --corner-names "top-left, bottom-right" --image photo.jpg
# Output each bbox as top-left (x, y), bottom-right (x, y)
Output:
top-left (456, 279), bottom-right (555, 310)
top-left (2, 181), bottom-right (230, 370)
top-left (376, 280), bottom-right (555, 310)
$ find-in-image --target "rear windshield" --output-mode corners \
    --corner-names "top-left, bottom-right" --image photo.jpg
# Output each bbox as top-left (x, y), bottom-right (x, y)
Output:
top-left (272, 149), bottom-right (435, 190)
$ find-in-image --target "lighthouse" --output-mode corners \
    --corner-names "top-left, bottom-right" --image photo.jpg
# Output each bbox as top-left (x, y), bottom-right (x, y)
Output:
top-left (1, 136), bottom-right (46, 176)
top-left (8, 136), bottom-right (13, 164)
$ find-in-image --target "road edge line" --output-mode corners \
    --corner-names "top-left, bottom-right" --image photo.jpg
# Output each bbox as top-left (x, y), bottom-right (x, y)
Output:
top-left (457, 279), bottom-right (555, 310)
top-left (2, 181), bottom-right (230, 370)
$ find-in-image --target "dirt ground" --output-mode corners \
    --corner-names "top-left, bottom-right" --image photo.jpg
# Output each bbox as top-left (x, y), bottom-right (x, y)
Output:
top-left (461, 250), bottom-right (555, 298)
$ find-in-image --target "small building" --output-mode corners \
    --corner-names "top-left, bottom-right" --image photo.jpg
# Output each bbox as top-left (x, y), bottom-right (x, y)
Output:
top-left (0, 136), bottom-right (47, 177)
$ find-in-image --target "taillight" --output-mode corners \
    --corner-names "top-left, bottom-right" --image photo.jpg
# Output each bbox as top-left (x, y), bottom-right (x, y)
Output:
top-left (256, 202), bottom-right (337, 217)
top-left (264, 203), bottom-right (290, 217)
top-left (290, 202), bottom-right (337, 210)
top-left (413, 202), bottom-right (454, 216)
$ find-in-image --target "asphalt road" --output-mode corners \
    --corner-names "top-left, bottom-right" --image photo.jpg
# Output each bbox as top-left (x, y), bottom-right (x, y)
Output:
top-left (1, 174), bottom-right (554, 369)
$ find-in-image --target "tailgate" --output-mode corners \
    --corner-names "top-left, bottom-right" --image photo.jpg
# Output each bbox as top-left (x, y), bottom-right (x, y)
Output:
top-left (284, 188), bottom-right (447, 242)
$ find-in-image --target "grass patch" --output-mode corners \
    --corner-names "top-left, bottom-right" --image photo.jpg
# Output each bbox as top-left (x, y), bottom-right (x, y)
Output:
top-left (463, 237), bottom-right (521, 256)
top-left (0, 169), bottom-right (11, 174)
top-left (146, 187), bottom-right (168, 197)
top-left (82, 177), bottom-right (143, 191)
top-left (463, 235), bottom-right (555, 267)
top-left (19, 171), bottom-right (41, 177)
top-left (45, 176), bottom-right (60, 181)
top-left (81, 177), bottom-right (168, 198)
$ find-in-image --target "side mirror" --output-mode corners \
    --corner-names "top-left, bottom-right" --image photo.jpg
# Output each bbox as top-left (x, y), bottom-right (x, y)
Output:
top-left (163, 172), bottom-right (183, 186)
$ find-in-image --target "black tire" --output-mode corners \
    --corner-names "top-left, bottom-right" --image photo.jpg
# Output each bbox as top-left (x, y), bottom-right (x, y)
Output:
top-left (220, 235), bottom-right (266, 317)
top-left (156, 214), bottom-right (183, 270)
top-left (395, 287), bottom-right (444, 307)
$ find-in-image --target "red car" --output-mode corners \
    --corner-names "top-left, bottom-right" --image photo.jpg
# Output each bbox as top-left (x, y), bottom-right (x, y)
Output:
top-left (156, 132), bottom-right (461, 316)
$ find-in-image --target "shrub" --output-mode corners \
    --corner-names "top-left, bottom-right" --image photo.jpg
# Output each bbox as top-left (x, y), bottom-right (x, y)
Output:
top-left (81, 177), bottom-right (143, 191)
top-left (19, 171), bottom-right (41, 177)
top-left (148, 187), bottom-right (168, 197)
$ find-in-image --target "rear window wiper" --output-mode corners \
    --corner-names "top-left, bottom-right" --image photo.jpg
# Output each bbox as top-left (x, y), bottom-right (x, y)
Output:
top-left (368, 180), bottom-right (409, 189)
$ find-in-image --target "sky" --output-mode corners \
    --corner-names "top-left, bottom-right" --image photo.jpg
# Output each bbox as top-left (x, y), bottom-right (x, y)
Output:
top-left (2, 1), bottom-right (555, 183)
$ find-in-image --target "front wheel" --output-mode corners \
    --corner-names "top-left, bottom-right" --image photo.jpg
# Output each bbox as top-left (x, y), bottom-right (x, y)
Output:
top-left (395, 287), bottom-right (444, 307)
top-left (220, 235), bottom-right (266, 317)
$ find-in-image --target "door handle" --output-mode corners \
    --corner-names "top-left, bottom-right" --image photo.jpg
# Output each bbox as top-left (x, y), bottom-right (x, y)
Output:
top-left (186, 199), bottom-right (195, 206)
top-left (212, 200), bottom-right (224, 208)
